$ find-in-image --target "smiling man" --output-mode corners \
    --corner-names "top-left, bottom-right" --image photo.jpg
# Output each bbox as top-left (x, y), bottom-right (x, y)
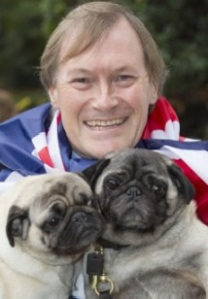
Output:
top-left (48, 17), bottom-right (157, 158)
top-left (0, 2), bottom-right (208, 299)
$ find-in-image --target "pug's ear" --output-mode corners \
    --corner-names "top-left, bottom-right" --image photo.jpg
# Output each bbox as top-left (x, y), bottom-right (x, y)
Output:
top-left (6, 205), bottom-right (30, 247)
top-left (168, 164), bottom-right (195, 203)
top-left (82, 159), bottom-right (110, 190)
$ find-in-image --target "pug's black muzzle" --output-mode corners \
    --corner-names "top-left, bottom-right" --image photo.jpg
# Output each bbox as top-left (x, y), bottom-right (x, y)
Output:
top-left (126, 186), bottom-right (141, 201)
top-left (51, 210), bottom-right (103, 255)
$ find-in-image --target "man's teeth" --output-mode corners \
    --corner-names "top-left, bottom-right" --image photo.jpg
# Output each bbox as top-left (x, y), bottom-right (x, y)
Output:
top-left (86, 118), bottom-right (125, 127)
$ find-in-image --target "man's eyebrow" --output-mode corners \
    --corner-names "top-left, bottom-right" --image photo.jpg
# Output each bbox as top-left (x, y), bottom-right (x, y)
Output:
top-left (115, 66), bottom-right (133, 71)
top-left (66, 68), bottom-right (91, 74)
top-left (113, 66), bottom-right (139, 73)
top-left (66, 66), bottom-right (139, 75)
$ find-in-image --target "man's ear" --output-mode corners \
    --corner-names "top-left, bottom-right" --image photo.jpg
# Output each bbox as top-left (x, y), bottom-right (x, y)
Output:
top-left (48, 86), bottom-right (59, 109)
top-left (168, 164), bottom-right (195, 204)
top-left (82, 159), bottom-right (110, 191)
top-left (6, 205), bottom-right (30, 247)
top-left (149, 83), bottom-right (158, 105)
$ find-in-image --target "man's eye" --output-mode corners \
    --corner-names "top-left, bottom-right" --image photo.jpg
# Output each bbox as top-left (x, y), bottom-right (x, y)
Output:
top-left (70, 77), bottom-right (93, 90)
top-left (113, 75), bottom-right (135, 87)
top-left (117, 75), bottom-right (132, 81)
top-left (74, 78), bottom-right (90, 83)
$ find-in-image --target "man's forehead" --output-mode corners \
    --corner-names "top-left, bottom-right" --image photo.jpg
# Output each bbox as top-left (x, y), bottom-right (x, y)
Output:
top-left (59, 17), bottom-right (143, 65)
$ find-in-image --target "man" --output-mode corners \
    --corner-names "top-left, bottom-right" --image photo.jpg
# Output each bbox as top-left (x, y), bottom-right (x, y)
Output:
top-left (0, 2), bottom-right (208, 297)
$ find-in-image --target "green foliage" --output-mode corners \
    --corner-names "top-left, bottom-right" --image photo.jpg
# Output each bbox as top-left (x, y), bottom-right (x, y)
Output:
top-left (0, 0), bottom-right (79, 88)
top-left (139, 0), bottom-right (208, 105)
top-left (1, 0), bottom-right (41, 88)
top-left (115, 0), bottom-right (208, 105)
top-left (14, 89), bottom-right (47, 112)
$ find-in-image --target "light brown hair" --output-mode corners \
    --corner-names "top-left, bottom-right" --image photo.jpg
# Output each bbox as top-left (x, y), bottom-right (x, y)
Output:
top-left (40, 1), bottom-right (168, 94)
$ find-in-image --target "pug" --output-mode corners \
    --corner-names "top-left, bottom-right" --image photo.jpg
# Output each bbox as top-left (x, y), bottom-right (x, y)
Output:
top-left (0, 172), bottom-right (103, 299)
top-left (82, 148), bottom-right (208, 299)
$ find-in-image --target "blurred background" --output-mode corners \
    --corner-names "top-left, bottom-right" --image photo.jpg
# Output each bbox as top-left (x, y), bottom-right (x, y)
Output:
top-left (0, 0), bottom-right (208, 138)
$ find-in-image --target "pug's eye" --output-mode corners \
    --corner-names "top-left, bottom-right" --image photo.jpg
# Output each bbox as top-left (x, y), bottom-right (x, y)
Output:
top-left (152, 184), bottom-right (159, 192)
top-left (43, 214), bottom-right (62, 233)
top-left (48, 216), bottom-right (60, 227)
top-left (151, 183), bottom-right (167, 196)
top-left (105, 178), bottom-right (120, 190)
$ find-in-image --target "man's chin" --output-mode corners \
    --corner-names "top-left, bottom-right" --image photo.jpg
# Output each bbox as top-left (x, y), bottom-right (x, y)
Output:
top-left (72, 136), bottom-right (134, 159)
top-left (86, 144), bottom-right (126, 159)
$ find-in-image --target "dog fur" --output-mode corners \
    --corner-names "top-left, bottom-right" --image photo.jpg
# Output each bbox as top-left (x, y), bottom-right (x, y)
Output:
top-left (0, 172), bottom-right (103, 299)
top-left (82, 148), bottom-right (208, 299)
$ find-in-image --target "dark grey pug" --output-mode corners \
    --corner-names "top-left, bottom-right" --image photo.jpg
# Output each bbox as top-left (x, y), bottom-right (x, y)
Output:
top-left (82, 148), bottom-right (208, 299)
top-left (0, 173), bottom-right (103, 299)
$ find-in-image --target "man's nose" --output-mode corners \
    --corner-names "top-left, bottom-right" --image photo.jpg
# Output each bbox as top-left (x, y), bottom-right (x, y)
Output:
top-left (91, 81), bottom-right (118, 111)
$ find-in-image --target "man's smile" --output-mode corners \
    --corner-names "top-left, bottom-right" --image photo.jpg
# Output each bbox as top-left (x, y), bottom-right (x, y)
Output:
top-left (84, 117), bottom-right (127, 128)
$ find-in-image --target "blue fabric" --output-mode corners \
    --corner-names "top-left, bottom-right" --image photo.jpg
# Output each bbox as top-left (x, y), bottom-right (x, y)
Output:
top-left (0, 103), bottom-right (98, 180)
top-left (0, 103), bottom-right (52, 177)
top-left (69, 151), bottom-right (97, 173)
top-left (138, 139), bottom-right (208, 151)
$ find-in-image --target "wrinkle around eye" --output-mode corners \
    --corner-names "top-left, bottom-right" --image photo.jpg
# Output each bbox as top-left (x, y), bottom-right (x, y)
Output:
top-left (68, 77), bottom-right (93, 90)
top-left (112, 75), bottom-right (137, 88)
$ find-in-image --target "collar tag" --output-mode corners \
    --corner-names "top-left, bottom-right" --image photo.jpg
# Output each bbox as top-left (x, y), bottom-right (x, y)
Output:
top-left (86, 244), bottom-right (114, 297)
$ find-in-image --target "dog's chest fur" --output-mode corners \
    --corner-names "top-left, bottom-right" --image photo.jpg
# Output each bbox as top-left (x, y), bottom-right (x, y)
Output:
top-left (99, 210), bottom-right (208, 297)
top-left (0, 249), bottom-right (73, 299)
top-left (103, 244), bottom-right (177, 291)
top-left (0, 261), bottom-right (71, 299)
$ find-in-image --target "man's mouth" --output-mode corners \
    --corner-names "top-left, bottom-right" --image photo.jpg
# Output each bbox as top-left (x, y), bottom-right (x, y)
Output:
top-left (85, 117), bottom-right (127, 128)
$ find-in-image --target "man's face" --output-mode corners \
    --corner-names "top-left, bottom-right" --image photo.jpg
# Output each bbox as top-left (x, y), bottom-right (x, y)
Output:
top-left (49, 18), bottom-right (157, 159)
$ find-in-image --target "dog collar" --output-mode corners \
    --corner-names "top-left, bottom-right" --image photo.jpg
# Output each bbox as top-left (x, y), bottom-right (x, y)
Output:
top-left (98, 238), bottom-right (129, 250)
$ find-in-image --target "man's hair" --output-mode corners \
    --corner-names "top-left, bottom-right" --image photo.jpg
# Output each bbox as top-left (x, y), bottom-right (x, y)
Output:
top-left (40, 1), bottom-right (168, 94)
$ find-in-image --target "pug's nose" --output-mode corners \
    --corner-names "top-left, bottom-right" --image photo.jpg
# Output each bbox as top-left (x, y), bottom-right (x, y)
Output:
top-left (127, 187), bottom-right (141, 200)
top-left (71, 212), bottom-right (88, 224)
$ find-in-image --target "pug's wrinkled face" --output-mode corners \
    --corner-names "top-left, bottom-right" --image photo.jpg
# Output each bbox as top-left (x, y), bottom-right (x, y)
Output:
top-left (83, 149), bottom-right (195, 246)
top-left (6, 173), bottom-right (103, 264)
